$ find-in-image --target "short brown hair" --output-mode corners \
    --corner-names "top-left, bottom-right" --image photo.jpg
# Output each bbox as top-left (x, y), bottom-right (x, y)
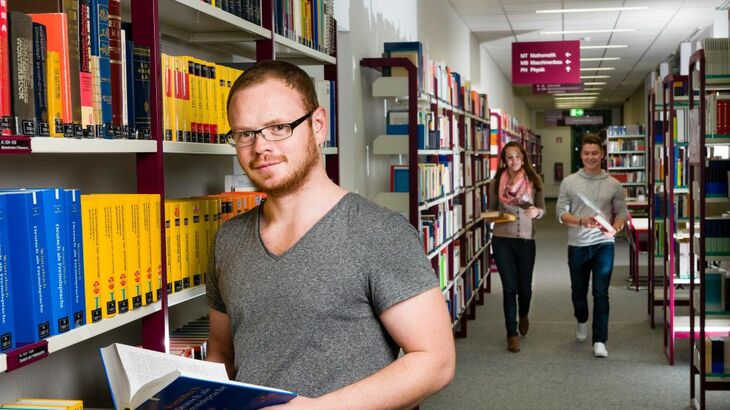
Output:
top-left (580, 134), bottom-right (604, 152)
top-left (226, 60), bottom-right (319, 120)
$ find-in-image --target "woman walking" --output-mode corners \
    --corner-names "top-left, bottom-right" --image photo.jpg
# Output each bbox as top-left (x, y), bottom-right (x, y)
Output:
top-left (488, 141), bottom-right (545, 353)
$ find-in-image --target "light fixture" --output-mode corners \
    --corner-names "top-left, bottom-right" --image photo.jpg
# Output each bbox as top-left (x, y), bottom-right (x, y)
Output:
top-left (579, 67), bottom-right (615, 71)
top-left (536, 6), bottom-right (648, 14)
top-left (580, 57), bottom-right (621, 61)
top-left (583, 88), bottom-right (603, 91)
top-left (580, 75), bottom-right (611, 79)
top-left (580, 45), bottom-right (628, 50)
top-left (584, 82), bottom-right (607, 85)
top-left (552, 93), bottom-right (600, 97)
top-left (540, 28), bottom-right (636, 35)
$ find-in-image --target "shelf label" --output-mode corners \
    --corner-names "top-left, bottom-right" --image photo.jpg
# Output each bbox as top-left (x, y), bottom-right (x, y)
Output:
top-left (512, 41), bottom-right (581, 84)
top-left (0, 135), bottom-right (32, 154)
top-left (5, 340), bottom-right (49, 372)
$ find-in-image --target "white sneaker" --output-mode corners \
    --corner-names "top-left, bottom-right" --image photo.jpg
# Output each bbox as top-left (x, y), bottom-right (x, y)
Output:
top-left (576, 322), bottom-right (588, 342)
top-left (593, 342), bottom-right (608, 358)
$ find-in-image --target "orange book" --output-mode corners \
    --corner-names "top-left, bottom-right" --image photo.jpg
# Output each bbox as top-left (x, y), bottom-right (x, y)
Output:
top-left (27, 13), bottom-right (72, 126)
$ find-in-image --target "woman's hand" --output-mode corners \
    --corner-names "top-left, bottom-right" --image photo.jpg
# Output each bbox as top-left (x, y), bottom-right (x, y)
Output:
top-left (525, 206), bottom-right (540, 219)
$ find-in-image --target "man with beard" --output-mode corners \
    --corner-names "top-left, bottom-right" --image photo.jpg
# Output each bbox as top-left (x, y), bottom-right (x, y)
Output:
top-left (205, 60), bottom-right (455, 409)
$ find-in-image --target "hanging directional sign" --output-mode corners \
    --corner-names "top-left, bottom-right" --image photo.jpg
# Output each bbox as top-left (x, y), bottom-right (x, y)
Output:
top-left (512, 41), bottom-right (581, 85)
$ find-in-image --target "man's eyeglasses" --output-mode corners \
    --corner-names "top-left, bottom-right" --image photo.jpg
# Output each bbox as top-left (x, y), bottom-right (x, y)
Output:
top-left (226, 111), bottom-right (314, 148)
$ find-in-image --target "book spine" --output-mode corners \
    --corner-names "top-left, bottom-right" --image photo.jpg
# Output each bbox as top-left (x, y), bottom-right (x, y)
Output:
top-left (98, 0), bottom-right (113, 138)
top-left (133, 45), bottom-right (151, 139)
top-left (9, 12), bottom-right (36, 136)
top-left (164, 201), bottom-right (172, 296)
top-left (39, 189), bottom-right (71, 335)
top-left (0, 196), bottom-right (14, 352)
top-left (6, 191), bottom-right (52, 344)
top-left (64, 189), bottom-right (85, 328)
top-left (65, 0), bottom-right (82, 131)
top-left (81, 196), bottom-right (102, 323)
top-left (32, 22), bottom-right (49, 136)
top-left (125, 36), bottom-right (135, 138)
top-left (46, 51), bottom-right (63, 137)
top-left (0, 1), bottom-right (11, 134)
top-left (108, 0), bottom-right (122, 135)
top-left (80, 0), bottom-right (94, 136)
top-left (125, 196), bottom-right (142, 309)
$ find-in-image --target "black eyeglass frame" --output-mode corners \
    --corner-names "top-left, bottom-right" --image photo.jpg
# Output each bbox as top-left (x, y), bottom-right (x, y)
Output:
top-left (226, 110), bottom-right (315, 148)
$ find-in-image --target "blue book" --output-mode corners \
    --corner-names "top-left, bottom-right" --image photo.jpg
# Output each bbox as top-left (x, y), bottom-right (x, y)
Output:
top-left (2, 191), bottom-right (52, 344)
top-left (89, 0), bottom-right (100, 56)
top-left (0, 196), bottom-right (15, 352)
top-left (124, 33), bottom-right (135, 139)
top-left (37, 188), bottom-right (71, 335)
top-left (101, 343), bottom-right (296, 410)
top-left (98, 0), bottom-right (113, 138)
top-left (64, 189), bottom-right (85, 329)
top-left (133, 45), bottom-right (151, 140)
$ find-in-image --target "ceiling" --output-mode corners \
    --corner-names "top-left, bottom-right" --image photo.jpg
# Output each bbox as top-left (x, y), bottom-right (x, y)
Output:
top-left (447, 0), bottom-right (727, 109)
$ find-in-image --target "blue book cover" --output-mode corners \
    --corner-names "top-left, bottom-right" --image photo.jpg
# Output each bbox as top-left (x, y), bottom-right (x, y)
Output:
top-left (64, 189), bottom-right (86, 328)
top-left (0, 196), bottom-right (14, 352)
top-left (101, 343), bottom-right (296, 410)
top-left (89, 0), bottom-right (100, 56)
top-left (98, 0), bottom-right (113, 138)
top-left (133, 45), bottom-right (151, 140)
top-left (2, 191), bottom-right (52, 344)
top-left (37, 189), bottom-right (71, 335)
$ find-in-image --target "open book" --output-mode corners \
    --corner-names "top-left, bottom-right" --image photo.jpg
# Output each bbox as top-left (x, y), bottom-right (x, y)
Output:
top-left (481, 211), bottom-right (517, 224)
top-left (100, 343), bottom-right (296, 410)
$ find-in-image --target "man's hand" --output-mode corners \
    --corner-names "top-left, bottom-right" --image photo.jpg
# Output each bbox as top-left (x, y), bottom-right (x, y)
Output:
top-left (579, 216), bottom-right (599, 229)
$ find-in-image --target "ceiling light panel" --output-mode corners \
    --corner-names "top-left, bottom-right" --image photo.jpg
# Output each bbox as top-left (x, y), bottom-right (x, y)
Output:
top-left (580, 75), bottom-right (611, 79)
top-left (580, 45), bottom-right (628, 49)
top-left (540, 28), bottom-right (636, 35)
top-left (579, 67), bottom-right (616, 71)
top-left (535, 7), bottom-right (648, 14)
top-left (580, 57), bottom-right (621, 61)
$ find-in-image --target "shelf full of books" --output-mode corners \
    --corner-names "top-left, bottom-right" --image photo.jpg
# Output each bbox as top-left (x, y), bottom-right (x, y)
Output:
top-left (606, 125), bottom-right (646, 201)
top-left (687, 45), bottom-right (730, 410)
top-left (361, 40), bottom-right (491, 338)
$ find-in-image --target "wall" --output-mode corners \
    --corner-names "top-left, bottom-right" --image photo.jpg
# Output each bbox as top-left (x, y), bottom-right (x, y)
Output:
top-left (338, 0), bottom-right (530, 198)
top-left (622, 85), bottom-right (646, 128)
top-left (532, 112), bottom-right (572, 198)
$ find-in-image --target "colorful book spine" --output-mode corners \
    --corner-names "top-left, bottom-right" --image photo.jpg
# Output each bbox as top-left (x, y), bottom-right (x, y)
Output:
top-left (32, 22), bottom-right (49, 136)
top-left (133, 45), bottom-right (151, 139)
top-left (64, 189), bottom-right (85, 328)
top-left (0, 0), bottom-right (10, 135)
top-left (108, 0), bottom-right (123, 135)
top-left (38, 189), bottom-right (71, 335)
top-left (81, 196), bottom-right (103, 323)
top-left (0, 195), bottom-right (14, 352)
top-left (97, 0), bottom-right (113, 138)
top-left (3, 191), bottom-right (52, 344)
top-left (9, 11), bottom-right (36, 136)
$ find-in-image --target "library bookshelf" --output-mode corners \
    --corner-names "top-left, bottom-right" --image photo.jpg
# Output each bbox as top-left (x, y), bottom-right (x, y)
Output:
top-left (687, 48), bottom-right (730, 410)
top-left (0, 1), bottom-right (338, 402)
top-left (360, 55), bottom-right (492, 337)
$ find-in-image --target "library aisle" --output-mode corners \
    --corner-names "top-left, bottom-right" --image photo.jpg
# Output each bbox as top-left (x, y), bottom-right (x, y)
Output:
top-left (423, 200), bottom-right (730, 410)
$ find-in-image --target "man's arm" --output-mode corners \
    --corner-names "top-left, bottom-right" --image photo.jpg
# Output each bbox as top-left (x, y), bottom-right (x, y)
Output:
top-left (207, 308), bottom-right (236, 380)
top-left (271, 287), bottom-right (455, 409)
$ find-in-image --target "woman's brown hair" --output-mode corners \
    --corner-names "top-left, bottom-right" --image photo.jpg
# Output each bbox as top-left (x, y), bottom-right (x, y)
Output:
top-left (494, 141), bottom-right (544, 191)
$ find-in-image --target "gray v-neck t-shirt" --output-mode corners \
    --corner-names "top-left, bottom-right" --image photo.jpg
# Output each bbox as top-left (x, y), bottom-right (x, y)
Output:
top-left (206, 192), bottom-right (438, 397)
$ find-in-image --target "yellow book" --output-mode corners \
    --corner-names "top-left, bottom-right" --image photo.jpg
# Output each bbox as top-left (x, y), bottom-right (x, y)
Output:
top-left (197, 199), bottom-right (210, 284)
top-left (1, 404), bottom-right (67, 409)
top-left (161, 53), bottom-right (171, 141)
top-left (200, 63), bottom-right (211, 143)
top-left (81, 196), bottom-right (102, 323)
top-left (149, 195), bottom-right (162, 302)
top-left (109, 197), bottom-right (130, 313)
top-left (215, 64), bottom-right (228, 139)
top-left (46, 51), bottom-right (63, 137)
top-left (168, 199), bottom-right (184, 292)
top-left (209, 64), bottom-right (219, 142)
top-left (15, 399), bottom-right (82, 410)
top-left (163, 200), bottom-right (173, 296)
top-left (188, 57), bottom-right (200, 142)
top-left (188, 200), bottom-right (202, 286)
top-left (179, 199), bottom-right (191, 289)
top-left (97, 198), bottom-right (117, 318)
top-left (174, 57), bottom-right (188, 142)
top-left (124, 195), bottom-right (143, 309)
top-left (138, 195), bottom-right (153, 306)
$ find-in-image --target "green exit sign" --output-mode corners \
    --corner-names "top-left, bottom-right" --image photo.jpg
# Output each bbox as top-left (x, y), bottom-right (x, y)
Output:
top-left (570, 108), bottom-right (584, 117)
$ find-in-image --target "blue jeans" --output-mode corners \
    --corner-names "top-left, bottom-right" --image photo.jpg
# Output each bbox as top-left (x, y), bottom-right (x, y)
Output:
top-left (493, 237), bottom-right (536, 337)
top-left (568, 242), bottom-right (615, 343)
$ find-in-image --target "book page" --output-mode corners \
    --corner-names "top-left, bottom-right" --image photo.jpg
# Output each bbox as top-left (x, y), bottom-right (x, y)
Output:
top-left (115, 344), bottom-right (229, 400)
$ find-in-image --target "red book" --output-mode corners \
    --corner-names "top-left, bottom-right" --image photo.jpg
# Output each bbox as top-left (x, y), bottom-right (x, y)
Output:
top-left (0, 0), bottom-right (10, 134)
top-left (108, 0), bottom-right (123, 130)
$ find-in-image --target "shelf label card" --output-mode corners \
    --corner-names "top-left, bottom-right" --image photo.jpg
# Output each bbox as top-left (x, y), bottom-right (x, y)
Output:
top-left (513, 41), bottom-right (581, 84)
